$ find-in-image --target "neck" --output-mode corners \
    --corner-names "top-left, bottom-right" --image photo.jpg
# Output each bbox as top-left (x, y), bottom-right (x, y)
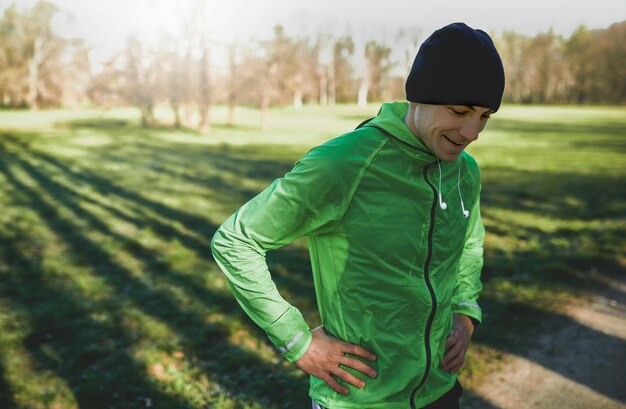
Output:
top-left (404, 102), bottom-right (420, 141)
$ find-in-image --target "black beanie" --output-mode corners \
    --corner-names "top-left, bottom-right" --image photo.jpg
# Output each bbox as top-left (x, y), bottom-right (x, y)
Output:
top-left (405, 22), bottom-right (505, 112)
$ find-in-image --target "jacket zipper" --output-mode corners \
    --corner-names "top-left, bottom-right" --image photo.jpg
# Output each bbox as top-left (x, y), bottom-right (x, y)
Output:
top-left (409, 163), bottom-right (439, 409)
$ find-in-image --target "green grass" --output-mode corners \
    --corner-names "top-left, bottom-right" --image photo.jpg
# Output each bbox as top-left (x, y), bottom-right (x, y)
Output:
top-left (0, 103), bottom-right (624, 408)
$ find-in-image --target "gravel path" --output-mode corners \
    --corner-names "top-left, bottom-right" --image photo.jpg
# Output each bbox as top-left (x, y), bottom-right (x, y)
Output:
top-left (464, 277), bottom-right (626, 409)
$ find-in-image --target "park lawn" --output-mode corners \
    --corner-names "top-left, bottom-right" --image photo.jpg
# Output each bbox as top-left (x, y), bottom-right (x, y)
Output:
top-left (0, 103), bottom-right (624, 408)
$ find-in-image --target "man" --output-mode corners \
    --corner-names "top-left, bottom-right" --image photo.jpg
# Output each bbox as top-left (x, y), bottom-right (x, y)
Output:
top-left (211, 22), bottom-right (505, 408)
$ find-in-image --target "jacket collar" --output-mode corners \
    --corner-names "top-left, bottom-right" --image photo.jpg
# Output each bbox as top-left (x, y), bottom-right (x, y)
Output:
top-left (367, 102), bottom-right (433, 156)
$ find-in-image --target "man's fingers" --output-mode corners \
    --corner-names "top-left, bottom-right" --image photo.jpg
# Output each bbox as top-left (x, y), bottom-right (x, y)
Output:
top-left (442, 344), bottom-right (467, 372)
top-left (444, 355), bottom-right (464, 373)
top-left (444, 341), bottom-right (461, 358)
top-left (297, 332), bottom-right (379, 395)
top-left (445, 332), bottom-right (458, 349)
top-left (321, 374), bottom-right (349, 395)
top-left (442, 342), bottom-right (462, 366)
top-left (342, 342), bottom-right (377, 361)
top-left (339, 356), bottom-right (378, 378)
top-left (332, 367), bottom-right (366, 389)
top-left (443, 336), bottom-right (460, 358)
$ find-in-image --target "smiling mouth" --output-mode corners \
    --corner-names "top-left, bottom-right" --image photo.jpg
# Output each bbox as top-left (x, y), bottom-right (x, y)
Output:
top-left (443, 134), bottom-right (464, 147)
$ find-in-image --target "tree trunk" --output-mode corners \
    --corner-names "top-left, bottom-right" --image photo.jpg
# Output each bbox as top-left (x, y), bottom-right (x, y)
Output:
top-left (171, 101), bottom-right (181, 129)
top-left (227, 101), bottom-right (236, 127)
top-left (261, 88), bottom-right (271, 132)
top-left (328, 64), bottom-right (336, 105)
top-left (198, 43), bottom-right (211, 133)
top-left (319, 68), bottom-right (328, 106)
top-left (27, 36), bottom-right (44, 110)
top-left (227, 43), bottom-right (237, 127)
top-left (183, 104), bottom-right (193, 128)
top-left (293, 88), bottom-right (303, 110)
top-left (199, 103), bottom-right (211, 133)
top-left (358, 77), bottom-right (369, 107)
top-left (182, 48), bottom-right (194, 128)
top-left (140, 104), bottom-right (155, 128)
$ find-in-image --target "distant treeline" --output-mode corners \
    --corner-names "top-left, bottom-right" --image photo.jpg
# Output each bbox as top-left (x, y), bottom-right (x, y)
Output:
top-left (496, 24), bottom-right (625, 105)
top-left (1, 1), bottom-right (624, 129)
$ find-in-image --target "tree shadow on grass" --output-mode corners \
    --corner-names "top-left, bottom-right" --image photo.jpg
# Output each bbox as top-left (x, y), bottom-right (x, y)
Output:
top-left (0, 143), bottom-right (315, 408)
top-left (3, 130), bottom-right (317, 285)
top-left (481, 167), bottom-right (625, 221)
top-left (0, 230), bottom-right (194, 408)
top-left (58, 117), bottom-right (205, 135)
top-left (479, 165), bottom-right (625, 294)
top-left (0, 183), bottom-right (196, 408)
top-left (2, 134), bottom-right (316, 308)
top-left (59, 118), bottom-right (132, 130)
top-left (482, 214), bottom-right (624, 286)
top-left (0, 357), bottom-right (17, 409)
top-left (56, 117), bottom-right (299, 183)
top-left (99, 138), bottom-right (298, 185)
top-left (60, 117), bottom-right (262, 134)
top-left (489, 117), bottom-right (626, 142)
top-left (1, 135), bottom-right (220, 259)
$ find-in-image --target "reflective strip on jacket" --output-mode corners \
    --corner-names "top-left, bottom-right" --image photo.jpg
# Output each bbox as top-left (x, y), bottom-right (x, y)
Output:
top-left (211, 101), bottom-right (484, 408)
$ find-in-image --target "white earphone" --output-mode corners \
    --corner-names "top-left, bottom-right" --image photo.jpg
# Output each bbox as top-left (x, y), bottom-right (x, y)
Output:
top-left (438, 158), bottom-right (470, 218)
top-left (438, 193), bottom-right (447, 210)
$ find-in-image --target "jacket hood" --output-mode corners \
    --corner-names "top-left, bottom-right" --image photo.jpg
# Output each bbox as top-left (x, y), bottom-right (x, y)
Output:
top-left (366, 101), bottom-right (433, 155)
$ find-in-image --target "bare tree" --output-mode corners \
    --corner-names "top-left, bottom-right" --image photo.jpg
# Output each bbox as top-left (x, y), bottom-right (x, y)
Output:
top-left (258, 25), bottom-right (292, 130)
top-left (359, 40), bottom-right (392, 106)
top-left (124, 35), bottom-right (161, 127)
top-left (332, 36), bottom-right (355, 103)
top-left (159, 35), bottom-right (185, 128)
top-left (226, 40), bottom-right (239, 126)
top-left (0, 1), bottom-right (89, 108)
top-left (496, 31), bottom-right (527, 103)
top-left (260, 60), bottom-right (277, 131)
top-left (315, 35), bottom-right (332, 106)
top-left (24, 1), bottom-right (58, 109)
top-left (197, 33), bottom-right (212, 132)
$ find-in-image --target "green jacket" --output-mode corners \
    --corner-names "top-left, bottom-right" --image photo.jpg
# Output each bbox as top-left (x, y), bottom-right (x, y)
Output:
top-left (211, 102), bottom-right (484, 408)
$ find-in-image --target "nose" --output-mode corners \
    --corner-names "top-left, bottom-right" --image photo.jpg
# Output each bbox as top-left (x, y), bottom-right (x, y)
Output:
top-left (459, 120), bottom-right (482, 141)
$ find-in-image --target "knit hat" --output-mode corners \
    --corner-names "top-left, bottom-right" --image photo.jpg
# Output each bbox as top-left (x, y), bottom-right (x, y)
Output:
top-left (405, 22), bottom-right (505, 112)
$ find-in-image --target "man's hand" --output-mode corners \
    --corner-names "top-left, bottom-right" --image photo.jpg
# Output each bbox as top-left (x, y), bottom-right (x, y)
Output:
top-left (296, 326), bottom-right (377, 395)
top-left (441, 314), bottom-right (475, 374)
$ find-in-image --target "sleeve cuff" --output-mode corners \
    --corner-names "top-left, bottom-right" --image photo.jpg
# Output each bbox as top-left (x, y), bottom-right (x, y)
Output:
top-left (278, 329), bottom-right (312, 363)
top-left (452, 301), bottom-right (482, 324)
top-left (265, 306), bottom-right (312, 363)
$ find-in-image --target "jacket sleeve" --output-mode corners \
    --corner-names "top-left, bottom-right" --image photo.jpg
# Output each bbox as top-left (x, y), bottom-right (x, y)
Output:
top-left (210, 144), bottom-right (360, 362)
top-left (452, 182), bottom-right (485, 324)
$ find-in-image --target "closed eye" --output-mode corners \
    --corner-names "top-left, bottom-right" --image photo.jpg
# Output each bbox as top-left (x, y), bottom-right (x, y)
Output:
top-left (449, 108), bottom-right (467, 116)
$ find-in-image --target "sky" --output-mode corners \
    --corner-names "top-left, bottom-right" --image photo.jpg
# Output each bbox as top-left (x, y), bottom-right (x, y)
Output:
top-left (6, 0), bottom-right (626, 69)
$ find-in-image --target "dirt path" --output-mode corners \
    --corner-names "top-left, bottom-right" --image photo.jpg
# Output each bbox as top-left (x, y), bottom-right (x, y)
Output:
top-left (465, 277), bottom-right (626, 409)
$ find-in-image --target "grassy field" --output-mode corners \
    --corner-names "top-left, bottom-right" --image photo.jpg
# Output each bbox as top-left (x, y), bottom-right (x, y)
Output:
top-left (0, 103), bottom-right (624, 409)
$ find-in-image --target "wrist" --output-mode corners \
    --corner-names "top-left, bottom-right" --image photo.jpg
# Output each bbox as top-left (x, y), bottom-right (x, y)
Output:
top-left (455, 314), bottom-right (475, 336)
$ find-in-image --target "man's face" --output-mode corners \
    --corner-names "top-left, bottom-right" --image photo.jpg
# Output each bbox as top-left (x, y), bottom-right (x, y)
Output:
top-left (410, 103), bottom-right (492, 162)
